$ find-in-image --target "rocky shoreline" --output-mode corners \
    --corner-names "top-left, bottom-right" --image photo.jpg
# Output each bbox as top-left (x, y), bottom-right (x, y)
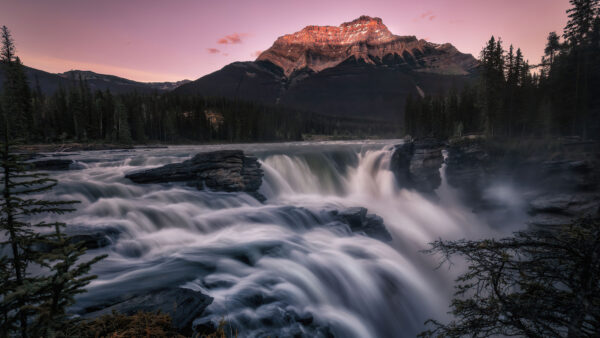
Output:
top-left (390, 136), bottom-right (600, 228)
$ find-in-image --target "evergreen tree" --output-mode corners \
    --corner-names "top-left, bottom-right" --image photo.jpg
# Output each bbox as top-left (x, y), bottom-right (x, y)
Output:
top-left (420, 219), bottom-right (600, 338)
top-left (1, 26), bottom-right (32, 141)
top-left (564, 0), bottom-right (599, 46)
top-left (544, 32), bottom-right (561, 66)
top-left (1, 25), bottom-right (105, 337)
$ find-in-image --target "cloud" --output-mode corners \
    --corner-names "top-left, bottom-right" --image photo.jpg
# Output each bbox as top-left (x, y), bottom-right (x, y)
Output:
top-left (207, 48), bottom-right (220, 54)
top-left (418, 11), bottom-right (436, 21)
top-left (420, 10), bottom-right (433, 19)
top-left (218, 33), bottom-right (244, 44)
top-left (251, 50), bottom-right (262, 58)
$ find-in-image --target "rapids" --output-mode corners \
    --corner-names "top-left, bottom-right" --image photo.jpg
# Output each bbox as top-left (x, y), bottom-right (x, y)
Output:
top-left (40, 140), bottom-right (520, 337)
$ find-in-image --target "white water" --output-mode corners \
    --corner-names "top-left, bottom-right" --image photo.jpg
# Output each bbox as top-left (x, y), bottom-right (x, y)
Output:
top-left (41, 141), bottom-right (515, 337)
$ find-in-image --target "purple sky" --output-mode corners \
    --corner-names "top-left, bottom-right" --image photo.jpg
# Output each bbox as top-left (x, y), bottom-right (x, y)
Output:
top-left (0, 0), bottom-right (569, 82)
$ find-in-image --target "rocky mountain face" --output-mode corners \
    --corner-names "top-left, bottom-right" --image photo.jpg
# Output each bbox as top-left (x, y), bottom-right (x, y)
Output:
top-left (176, 16), bottom-right (478, 120)
top-left (258, 16), bottom-right (477, 77)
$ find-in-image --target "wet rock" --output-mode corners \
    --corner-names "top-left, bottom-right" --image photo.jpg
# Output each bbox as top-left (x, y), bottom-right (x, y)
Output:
top-left (538, 159), bottom-right (599, 192)
top-left (445, 136), bottom-right (490, 204)
top-left (30, 226), bottom-right (120, 253)
top-left (125, 150), bottom-right (265, 200)
top-left (332, 207), bottom-right (393, 242)
top-left (85, 288), bottom-right (213, 334)
top-left (27, 159), bottom-right (82, 171)
top-left (528, 192), bottom-right (600, 220)
top-left (391, 138), bottom-right (444, 193)
top-left (66, 226), bottom-right (121, 249)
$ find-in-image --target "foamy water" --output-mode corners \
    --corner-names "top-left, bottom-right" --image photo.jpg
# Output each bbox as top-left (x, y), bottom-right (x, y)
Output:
top-left (39, 140), bottom-right (516, 337)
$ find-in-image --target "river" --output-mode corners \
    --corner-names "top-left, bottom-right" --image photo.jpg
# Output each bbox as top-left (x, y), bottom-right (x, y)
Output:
top-left (41, 140), bottom-right (522, 337)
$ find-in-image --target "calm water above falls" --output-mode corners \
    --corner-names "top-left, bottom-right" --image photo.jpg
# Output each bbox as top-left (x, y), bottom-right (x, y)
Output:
top-left (43, 140), bottom-right (518, 337)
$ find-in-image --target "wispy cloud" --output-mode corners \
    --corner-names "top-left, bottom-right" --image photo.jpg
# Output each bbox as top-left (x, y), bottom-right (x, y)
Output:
top-left (207, 48), bottom-right (220, 54)
top-left (420, 10), bottom-right (433, 19)
top-left (217, 33), bottom-right (245, 44)
top-left (416, 10), bottom-right (436, 21)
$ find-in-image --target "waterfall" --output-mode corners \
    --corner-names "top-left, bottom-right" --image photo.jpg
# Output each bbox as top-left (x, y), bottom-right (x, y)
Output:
top-left (44, 141), bottom-right (500, 337)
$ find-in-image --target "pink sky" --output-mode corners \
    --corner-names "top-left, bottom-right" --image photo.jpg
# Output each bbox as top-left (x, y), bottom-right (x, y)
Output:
top-left (0, 0), bottom-right (569, 82)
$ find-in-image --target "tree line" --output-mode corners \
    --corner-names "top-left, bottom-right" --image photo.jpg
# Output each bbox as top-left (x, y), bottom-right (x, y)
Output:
top-left (405, 0), bottom-right (600, 140)
top-left (2, 54), bottom-right (399, 145)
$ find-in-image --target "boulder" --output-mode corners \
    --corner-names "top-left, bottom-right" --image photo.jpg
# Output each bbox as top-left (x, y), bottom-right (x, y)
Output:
top-left (125, 150), bottom-right (265, 199)
top-left (67, 226), bottom-right (121, 249)
top-left (31, 226), bottom-right (120, 253)
top-left (28, 159), bottom-right (82, 171)
top-left (391, 138), bottom-right (443, 193)
top-left (332, 207), bottom-right (393, 242)
top-left (84, 288), bottom-right (213, 333)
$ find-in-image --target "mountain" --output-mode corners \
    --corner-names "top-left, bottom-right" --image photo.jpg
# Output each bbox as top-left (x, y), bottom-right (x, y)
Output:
top-left (175, 16), bottom-right (479, 120)
top-left (0, 67), bottom-right (190, 94)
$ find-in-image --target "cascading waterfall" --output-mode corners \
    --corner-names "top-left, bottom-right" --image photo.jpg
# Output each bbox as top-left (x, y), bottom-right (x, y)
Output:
top-left (42, 141), bottom-right (505, 337)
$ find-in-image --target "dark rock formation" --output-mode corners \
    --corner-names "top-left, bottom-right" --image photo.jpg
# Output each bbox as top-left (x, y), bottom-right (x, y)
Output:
top-left (331, 207), bottom-right (393, 242)
top-left (84, 288), bottom-right (213, 333)
top-left (28, 159), bottom-right (82, 171)
top-left (125, 150), bottom-right (264, 199)
top-left (527, 192), bottom-right (600, 229)
top-left (67, 226), bottom-right (121, 249)
top-left (444, 136), bottom-right (600, 227)
top-left (31, 226), bottom-right (120, 253)
top-left (445, 136), bottom-right (490, 204)
top-left (391, 138), bottom-right (444, 193)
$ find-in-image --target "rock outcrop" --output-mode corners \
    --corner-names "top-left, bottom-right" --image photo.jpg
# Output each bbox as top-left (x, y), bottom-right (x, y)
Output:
top-left (391, 138), bottom-right (444, 193)
top-left (84, 288), bottom-right (213, 334)
top-left (331, 207), bottom-right (393, 242)
top-left (443, 136), bottom-right (600, 227)
top-left (28, 159), bottom-right (82, 171)
top-left (445, 136), bottom-right (490, 204)
top-left (125, 150), bottom-right (265, 200)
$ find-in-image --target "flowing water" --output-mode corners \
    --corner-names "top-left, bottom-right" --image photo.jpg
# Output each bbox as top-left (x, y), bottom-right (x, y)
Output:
top-left (39, 140), bottom-right (520, 337)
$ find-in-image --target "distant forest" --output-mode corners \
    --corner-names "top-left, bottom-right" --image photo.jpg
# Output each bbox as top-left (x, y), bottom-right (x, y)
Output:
top-left (0, 43), bottom-right (399, 144)
top-left (405, 1), bottom-right (600, 140)
top-left (2, 1), bottom-right (599, 144)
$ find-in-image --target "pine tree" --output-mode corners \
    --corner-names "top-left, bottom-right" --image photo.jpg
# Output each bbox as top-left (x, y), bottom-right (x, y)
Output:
top-left (1, 27), bottom-right (32, 142)
top-left (1, 25), bottom-right (105, 337)
top-left (564, 0), bottom-right (599, 46)
top-left (544, 32), bottom-right (561, 66)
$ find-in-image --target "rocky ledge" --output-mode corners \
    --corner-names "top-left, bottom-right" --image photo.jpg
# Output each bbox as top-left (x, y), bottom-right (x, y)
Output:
top-left (330, 207), bottom-right (393, 242)
top-left (83, 287), bottom-right (212, 335)
top-left (444, 136), bottom-right (600, 227)
top-left (391, 138), bottom-right (444, 193)
top-left (125, 150), bottom-right (265, 201)
top-left (27, 158), bottom-right (83, 171)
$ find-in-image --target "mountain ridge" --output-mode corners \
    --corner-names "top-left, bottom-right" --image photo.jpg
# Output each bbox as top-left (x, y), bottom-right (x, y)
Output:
top-left (0, 67), bottom-right (190, 95)
top-left (175, 15), bottom-right (479, 120)
top-left (256, 15), bottom-right (477, 77)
